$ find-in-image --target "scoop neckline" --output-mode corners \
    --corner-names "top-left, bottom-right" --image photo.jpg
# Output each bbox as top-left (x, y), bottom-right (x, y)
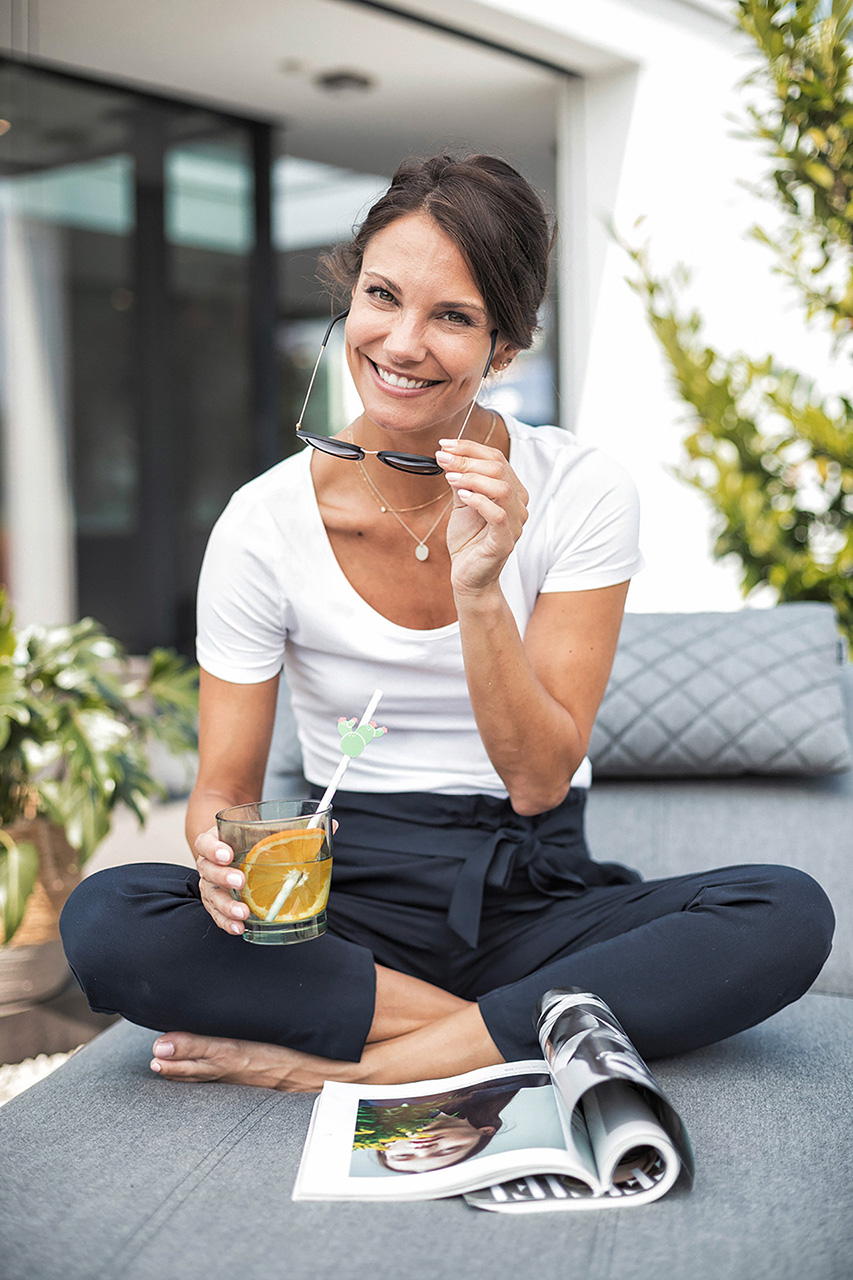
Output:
top-left (301, 415), bottom-right (519, 638)
top-left (302, 447), bottom-right (459, 639)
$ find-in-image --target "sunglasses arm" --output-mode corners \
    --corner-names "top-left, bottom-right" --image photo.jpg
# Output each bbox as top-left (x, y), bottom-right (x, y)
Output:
top-left (295, 309), bottom-right (350, 430)
top-left (298, 315), bottom-right (496, 442)
top-left (453, 329), bottom-right (500, 442)
top-left (483, 329), bottom-right (498, 378)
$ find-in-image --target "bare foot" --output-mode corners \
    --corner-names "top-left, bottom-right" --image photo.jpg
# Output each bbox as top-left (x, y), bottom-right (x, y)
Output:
top-left (150, 1032), bottom-right (362, 1092)
top-left (149, 1003), bottom-right (502, 1092)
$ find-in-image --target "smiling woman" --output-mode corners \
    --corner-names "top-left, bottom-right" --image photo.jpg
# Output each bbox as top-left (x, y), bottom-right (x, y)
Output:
top-left (294, 307), bottom-right (497, 480)
top-left (320, 154), bottom-right (550, 355)
top-left (60, 153), bottom-right (834, 1099)
top-left (363, 1079), bottom-right (529, 1173)
top-left (342, 211), bottom-right (508, 445)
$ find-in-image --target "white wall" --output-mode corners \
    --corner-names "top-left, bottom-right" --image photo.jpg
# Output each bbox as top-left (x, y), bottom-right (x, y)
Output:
top-left (405, 0), bottom-right (848, 613)
top-left (563, 8), bottom-right (756, 614)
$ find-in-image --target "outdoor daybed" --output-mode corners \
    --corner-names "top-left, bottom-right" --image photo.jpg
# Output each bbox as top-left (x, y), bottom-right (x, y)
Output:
top-left (1, 603), bottom-right (851, 1280)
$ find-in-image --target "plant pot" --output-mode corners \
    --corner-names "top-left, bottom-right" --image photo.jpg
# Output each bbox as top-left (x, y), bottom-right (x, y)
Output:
top-left (0, 819), bottom-right (80, 1008)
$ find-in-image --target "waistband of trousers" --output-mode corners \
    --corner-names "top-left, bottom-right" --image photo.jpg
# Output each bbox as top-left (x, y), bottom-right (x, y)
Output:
top-left (307, 785), bottom-right (591, 949)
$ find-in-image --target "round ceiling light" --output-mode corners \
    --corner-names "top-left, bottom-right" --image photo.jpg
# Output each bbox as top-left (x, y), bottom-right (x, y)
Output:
top-left (313, 70), bottom-right (375, 94)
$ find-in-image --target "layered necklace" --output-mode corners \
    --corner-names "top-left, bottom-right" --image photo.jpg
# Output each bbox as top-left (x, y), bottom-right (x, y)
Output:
top-left (353, 413), bottom-right (497, 562)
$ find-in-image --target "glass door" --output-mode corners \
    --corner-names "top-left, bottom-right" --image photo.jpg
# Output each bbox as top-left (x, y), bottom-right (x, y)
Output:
top-left (0, 62), bottom-right (260, 652)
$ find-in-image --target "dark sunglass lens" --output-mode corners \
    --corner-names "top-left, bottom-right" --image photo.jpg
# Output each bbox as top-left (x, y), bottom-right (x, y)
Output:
top-left (297, 431), bottom-right (363, 460)
top-left (380, 452), bottom-right (444, 476)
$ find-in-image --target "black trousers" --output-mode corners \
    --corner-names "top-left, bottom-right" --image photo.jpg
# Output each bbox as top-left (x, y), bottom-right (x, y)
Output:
top-left (60, 789), bottom-right (835, 1064)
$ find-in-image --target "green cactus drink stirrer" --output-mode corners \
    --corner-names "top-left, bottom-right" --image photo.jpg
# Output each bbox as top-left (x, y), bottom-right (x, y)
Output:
top-left (262, 689), bottom-right (387, 922)
top-left (315, 687), bottom-right (387, 815)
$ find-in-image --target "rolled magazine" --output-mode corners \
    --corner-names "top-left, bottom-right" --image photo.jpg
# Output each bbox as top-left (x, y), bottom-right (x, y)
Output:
top-left (292, 987), bottom-right (694, 1210)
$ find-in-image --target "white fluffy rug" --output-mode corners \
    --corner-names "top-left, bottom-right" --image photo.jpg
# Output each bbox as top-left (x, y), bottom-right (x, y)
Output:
top-left (0, 1048), bottom-right (79, 1107)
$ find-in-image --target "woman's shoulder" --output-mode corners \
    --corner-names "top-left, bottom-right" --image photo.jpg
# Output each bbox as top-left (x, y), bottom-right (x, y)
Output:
top-left (228, 448), bottom-right (310, 509)
top-left (504, 414), bottom-right (636, 495)
top-left (213, 449), bottom-right (311, 535)
top-left (505, 413), bottom-right (607, 462)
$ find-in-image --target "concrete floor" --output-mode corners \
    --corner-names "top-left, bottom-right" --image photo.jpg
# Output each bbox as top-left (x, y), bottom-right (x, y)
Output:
top-left (85, 798), bottom-right (194, 876)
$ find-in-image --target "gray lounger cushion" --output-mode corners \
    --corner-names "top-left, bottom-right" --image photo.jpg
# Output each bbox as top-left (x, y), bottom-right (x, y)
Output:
top-left (589, 604), bottom-right (852, 778)
top-left (1, 1000), bottom-right (851, 1280)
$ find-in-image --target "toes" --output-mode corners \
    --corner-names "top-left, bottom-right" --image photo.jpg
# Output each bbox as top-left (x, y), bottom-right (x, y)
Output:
top-left (150, 1055), bottom-right (223, 1081)
top-left (153, 1031), bottom-right (220, 1062)
top-left (150, 1031), bottom-right (233, 1081)
top-left (147, 1031), bottom-right (296, 1090)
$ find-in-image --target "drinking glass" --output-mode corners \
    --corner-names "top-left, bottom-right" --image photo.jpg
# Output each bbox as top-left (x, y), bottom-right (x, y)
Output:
top-left (216, 799), bottom-right (332, 945)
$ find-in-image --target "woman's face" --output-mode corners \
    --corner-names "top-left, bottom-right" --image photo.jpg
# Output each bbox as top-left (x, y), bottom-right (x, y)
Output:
top-left (345, 211), bottom-right (514, 441)
top-left (380, 1112), bottom-right (496, 1173)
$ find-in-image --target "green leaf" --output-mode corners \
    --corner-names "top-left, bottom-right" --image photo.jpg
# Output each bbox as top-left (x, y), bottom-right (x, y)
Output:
top-left (0, 590), bottom-right (16, 659)
top-left (144, 649), bottom-right (199, 752)
top-left (0, 836), bottom-right (39, 944)
top-left (803, 160), bottom-right (837, 189)
top-left (38, 774), bottom-right (112, 861)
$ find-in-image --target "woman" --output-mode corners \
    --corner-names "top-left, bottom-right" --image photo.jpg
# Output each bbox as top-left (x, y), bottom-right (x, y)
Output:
top-left (61, 154), bottom-right (833, 1092)
top-left (377, 1113), bottom-right (499, 1173)
top-left (357, 1078), bottom-right (540, 1173)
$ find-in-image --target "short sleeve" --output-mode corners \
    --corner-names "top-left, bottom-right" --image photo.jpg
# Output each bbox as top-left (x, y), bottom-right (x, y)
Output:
top-left (196, 492), bottom-right (288, 683)
top-left (539, 457), bottom-right (644, 593)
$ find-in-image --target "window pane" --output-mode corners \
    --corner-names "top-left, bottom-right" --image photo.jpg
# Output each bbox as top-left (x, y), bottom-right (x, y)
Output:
top-left (0, 65), bottom-right (136, 629)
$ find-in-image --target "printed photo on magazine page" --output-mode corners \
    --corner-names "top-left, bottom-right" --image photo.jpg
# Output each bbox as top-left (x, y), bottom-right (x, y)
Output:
top-left (292, 988), bottom-right (694, 1211)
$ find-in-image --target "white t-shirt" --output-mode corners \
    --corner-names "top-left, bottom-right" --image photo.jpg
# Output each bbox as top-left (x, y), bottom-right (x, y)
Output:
top-left (196, 415), bottom-right (644, 797)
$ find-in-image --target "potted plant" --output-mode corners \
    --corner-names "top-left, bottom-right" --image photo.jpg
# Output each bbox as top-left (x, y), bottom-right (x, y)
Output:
top-left (0, 588), bottom-right (198, 1004)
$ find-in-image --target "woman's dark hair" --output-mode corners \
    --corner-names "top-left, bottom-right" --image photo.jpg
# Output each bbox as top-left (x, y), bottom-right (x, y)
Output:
top-left (319, 154), bottom-right (554, 351)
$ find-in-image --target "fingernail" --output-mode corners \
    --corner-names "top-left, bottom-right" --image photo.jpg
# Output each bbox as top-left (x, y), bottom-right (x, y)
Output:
top-left (231, 903), bottom-right (245, 919)
top-left (231, 922), bottom-right (243, 934)
top-left (225, 871), bottom-right (243, 888)
top-left (214, 848), bottom-right (231, 864)
top-left (444, 472), bottom-right (462, 483)
top-left (458, 489), bottom-right (474, 500)
top-left (150, 1060), bottom-right (162, 1073)
top-left (435, 451), bottom-right (454, 464)
top-left (154, 1040), bottom-right (174, 1058)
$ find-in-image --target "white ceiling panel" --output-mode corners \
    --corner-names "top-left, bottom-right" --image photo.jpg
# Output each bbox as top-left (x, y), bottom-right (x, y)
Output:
top-left (2, 0), bottom-right (562, 188)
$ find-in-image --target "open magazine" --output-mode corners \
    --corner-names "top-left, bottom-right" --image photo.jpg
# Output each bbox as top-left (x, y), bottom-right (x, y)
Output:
top-left (293, 988), bottom-right (694, 1211)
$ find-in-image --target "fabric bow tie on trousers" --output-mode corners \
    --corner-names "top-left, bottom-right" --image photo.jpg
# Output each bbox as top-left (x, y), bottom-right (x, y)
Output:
top-left (321, 789), bottom-right (638, 949)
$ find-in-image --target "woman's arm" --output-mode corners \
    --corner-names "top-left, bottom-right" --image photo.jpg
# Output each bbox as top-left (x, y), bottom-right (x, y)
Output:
top-left (456, 583), bottom-right (628, 815)
top-left (437, 436), bottom-right (630, 815)
top-left (186, 669), bottom-right (280, 934)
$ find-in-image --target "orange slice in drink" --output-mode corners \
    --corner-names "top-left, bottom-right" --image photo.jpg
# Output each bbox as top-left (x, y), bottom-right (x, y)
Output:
top-left (240, 828), bottom-right (330, 922)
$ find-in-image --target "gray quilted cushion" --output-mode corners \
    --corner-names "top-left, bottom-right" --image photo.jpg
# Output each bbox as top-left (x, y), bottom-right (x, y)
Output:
top-left (589, 603), bottom-right (852, 778)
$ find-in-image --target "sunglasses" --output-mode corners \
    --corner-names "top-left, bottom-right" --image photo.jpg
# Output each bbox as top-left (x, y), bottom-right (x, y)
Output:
top-left (295, 310), bottom-right (498, 476)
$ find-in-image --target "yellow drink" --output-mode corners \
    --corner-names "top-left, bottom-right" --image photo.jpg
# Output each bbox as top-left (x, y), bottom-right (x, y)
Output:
top-left (217, 800), bottom-right (333, 945)
top-left (240, 828), bottom-right (331, 923)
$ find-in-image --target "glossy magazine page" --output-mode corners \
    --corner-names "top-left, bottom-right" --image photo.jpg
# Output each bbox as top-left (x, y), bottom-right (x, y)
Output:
top-left (292, 1059), bottom-right (600, 1202)
top-left (465, 989), bottom-right (694, 1212)
top-left (292, 989), bottom-right (693, 1208)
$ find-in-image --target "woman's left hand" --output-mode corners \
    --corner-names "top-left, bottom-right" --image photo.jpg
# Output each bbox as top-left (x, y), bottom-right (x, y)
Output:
top-left (436, 437), bottom-right (529, 595)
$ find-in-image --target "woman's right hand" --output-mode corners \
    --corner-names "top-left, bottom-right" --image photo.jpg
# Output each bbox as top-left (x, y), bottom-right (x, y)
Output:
top-left (193, 826), bottom-right (250, 935)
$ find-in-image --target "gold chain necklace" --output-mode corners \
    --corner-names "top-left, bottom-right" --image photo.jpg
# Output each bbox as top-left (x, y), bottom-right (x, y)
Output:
top-left (343, 425), bottom-right (450, 513)
top-left (354, 473), bottom-right (448, 514)
top-left (380, 492), bottom-right (453, 562)
top-left (354, 413), bottom-right (497, 563)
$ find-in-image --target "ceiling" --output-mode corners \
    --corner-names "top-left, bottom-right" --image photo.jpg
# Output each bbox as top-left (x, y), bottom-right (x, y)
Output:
top-left (1, 0), bottom-right (563, 191)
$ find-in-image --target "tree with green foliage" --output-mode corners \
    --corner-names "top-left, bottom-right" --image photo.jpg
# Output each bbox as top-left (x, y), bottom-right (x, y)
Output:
top-left (626, 0), bottom-right (853, 639)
